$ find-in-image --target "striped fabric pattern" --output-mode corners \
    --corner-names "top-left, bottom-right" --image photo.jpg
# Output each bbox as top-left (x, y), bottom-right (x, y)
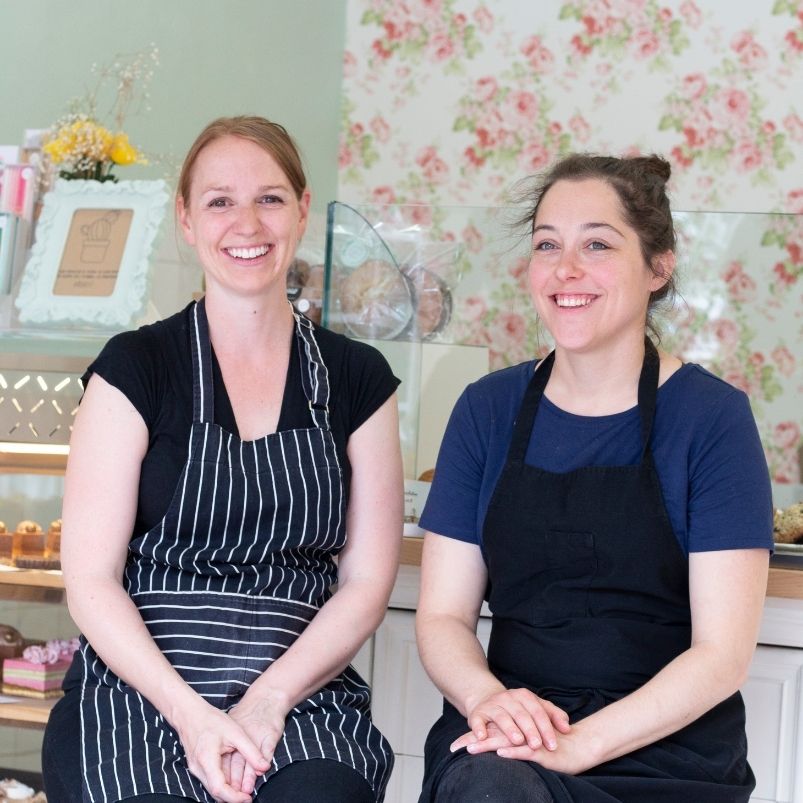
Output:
top-left (79, 301), bottom-right (393, 801)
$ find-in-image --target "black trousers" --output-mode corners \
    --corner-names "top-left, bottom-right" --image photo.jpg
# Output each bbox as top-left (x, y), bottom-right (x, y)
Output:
top-left (433, 751), bottom-right (555, 803)
top-left (42, 689), bottom-right (374, 802)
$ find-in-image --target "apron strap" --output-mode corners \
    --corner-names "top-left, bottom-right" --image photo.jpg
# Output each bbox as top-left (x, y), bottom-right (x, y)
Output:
top-left (505, 338), bottom-right (660, 469)
top-left (293, 309), bottom-right (332, 431)
top-left (506, 351), bottom-right (554, 467)
top-left (190, 299), bottom-right (215, 425)
top-left (637, 337), bottom-right (660, 461)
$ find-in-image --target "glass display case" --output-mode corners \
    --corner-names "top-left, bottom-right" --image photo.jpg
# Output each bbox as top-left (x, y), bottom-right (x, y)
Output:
top-left (312, 201), bottom-right (802, 551)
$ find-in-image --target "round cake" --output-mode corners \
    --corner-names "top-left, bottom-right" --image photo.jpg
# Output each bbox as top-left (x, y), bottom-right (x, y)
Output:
top-left (339, 259), bottom-right (413, 339)
top-left (405, 265), bottom-right (452, 340)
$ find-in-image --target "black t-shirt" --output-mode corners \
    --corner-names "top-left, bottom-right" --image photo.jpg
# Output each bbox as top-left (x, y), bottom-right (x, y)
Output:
top-left (85, 303), bottom-right (400, 540)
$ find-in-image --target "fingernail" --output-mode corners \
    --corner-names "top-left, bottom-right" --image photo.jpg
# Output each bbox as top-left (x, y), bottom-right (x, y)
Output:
top-left (498, 749), bottom-right (510, 758)
top-left (546, 740), bottom-right (556, 750)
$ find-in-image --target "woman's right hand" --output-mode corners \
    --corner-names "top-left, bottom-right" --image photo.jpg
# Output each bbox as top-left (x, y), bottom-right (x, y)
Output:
top-left (174, 700), bottom-right (269, 803)
top-left (452, 687), bottom-right (572, 754)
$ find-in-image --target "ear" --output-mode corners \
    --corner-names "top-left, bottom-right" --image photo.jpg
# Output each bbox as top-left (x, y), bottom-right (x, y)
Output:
top-left (650, 251), bottom-right (675, 291)
top-left (176, 195), bottom-right (196, 247)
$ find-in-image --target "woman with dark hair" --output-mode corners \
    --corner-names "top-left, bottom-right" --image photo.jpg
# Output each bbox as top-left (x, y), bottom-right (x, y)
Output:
top-left (42, 116), bottom-right (402, 803)
top-left (416, 154), bottom-right (772, 802)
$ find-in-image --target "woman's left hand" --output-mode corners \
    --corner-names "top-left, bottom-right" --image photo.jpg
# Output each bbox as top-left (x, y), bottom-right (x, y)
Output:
top-left (225, 690), bottom-right (292, 793)
top-left (451, 722), bottom-right (594, 775)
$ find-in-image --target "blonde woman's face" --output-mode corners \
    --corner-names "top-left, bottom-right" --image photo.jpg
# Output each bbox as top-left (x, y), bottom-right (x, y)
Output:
top-left (177, 135), bottom-right (309, 300)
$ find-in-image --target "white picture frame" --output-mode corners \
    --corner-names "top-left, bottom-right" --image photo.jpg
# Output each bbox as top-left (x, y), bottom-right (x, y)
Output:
top-left (14, 178), bottom-right (169, 328)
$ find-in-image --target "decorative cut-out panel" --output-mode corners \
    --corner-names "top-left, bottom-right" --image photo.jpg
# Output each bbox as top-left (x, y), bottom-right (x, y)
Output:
top-left (0, 370), bottom-right (82, 445)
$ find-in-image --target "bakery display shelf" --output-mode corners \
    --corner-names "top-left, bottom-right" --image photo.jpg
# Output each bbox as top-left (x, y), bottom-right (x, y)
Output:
top-left (0, 326), bottom-right (112, 359)
top-left (0, 449), bottom-right (67, 475)
top-left (0, 567), bottom-right (63, 589)
top-left (0, 567), bottom-right (64, 603)
top-left (767, 566), bottom-right (803, 600)
top-left (0, 697), bottom-right (54, 729)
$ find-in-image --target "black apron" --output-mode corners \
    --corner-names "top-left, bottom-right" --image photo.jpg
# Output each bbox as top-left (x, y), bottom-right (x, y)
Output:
top-left (79, 300), bottom-right (392, 802)
top-left (420, 341), bottom-right (754, 802)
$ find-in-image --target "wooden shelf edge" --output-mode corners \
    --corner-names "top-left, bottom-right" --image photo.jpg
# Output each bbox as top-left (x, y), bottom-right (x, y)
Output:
top-left (767, 566), bottom-right (803, 600)
top-left (400, 536), bottom-right (423, 566)
top-left (0, 567), bottom-right (64, 589)
top-left (0, 697), bottom-right (55, 729)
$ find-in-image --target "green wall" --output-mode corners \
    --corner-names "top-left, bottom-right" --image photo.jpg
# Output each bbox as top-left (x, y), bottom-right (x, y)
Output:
top-left (0, 0), bottom-right (346, 212)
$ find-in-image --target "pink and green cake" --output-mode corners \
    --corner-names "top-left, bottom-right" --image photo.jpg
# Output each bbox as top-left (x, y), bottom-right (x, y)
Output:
top-left (1, 638), bottom-right (79, 699)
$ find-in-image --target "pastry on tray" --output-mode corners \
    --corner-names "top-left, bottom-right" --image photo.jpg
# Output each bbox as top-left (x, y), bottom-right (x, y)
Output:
top-left (0, 522), bottom-right (11, 565)
top-left (14, 521), bottom-right (44, 559)
top-left (0, 778), bottom-right (46, 802)
top-left (46, 518), bottom-right (62, 558)
top-left (404, 265), bottom-right (452, 340)
top-left (774, 502), bottom-right (803, 545)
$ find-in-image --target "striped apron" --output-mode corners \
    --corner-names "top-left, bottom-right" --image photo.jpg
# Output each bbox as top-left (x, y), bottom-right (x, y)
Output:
top-left (79, 299), bottom-right (393, 802)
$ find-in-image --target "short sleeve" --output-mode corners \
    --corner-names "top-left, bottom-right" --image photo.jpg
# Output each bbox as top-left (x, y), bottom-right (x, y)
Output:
top-left (82, 329), bottom-right (164, 429)
top-left (686, 390), bottom-right (774, 552)
top-left (342, 340), bottom-right (401, 435)
top-left (418, 387), bottom-right (489, 544)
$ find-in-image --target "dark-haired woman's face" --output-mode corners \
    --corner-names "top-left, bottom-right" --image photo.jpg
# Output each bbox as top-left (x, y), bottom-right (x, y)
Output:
top-left (528, 178), bottom-right (669, 354)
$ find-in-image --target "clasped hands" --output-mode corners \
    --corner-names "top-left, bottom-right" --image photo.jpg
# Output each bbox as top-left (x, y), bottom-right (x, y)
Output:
top-left (178, 689), bottom-right (290, 803)
top-left (450, 687), bottom-right (590, 774)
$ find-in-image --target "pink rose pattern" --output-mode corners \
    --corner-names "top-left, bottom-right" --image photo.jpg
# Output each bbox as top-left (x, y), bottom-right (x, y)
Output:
top-left (773, 0), bottom-right (803, 61)
top-left (340, 0), bottom-right (803, 483)
top-left (660, 63), bottom-right (795, 205)
top-left (361, 0), bottom-right (484, 71)
top-left (661, 212), bottom-right (802, 482)
top-left (559, 0), bottom-right (692, 69)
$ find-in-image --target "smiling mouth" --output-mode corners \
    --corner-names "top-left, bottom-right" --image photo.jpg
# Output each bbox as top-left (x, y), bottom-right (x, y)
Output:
top-left (553, 294), bottom-right (596, 308)
top-left (224, 244), bottom-right (273, 260)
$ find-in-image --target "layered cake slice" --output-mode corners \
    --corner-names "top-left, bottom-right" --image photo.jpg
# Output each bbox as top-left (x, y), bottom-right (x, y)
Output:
top-left (1, 638), bottom-right (79, 699)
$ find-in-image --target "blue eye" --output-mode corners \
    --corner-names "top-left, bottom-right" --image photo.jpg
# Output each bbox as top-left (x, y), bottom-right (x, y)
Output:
top-left (259, 195), bottom-right (283, 205)
top-left (588, 240), bottom-right (609, 250)
top-left (533, 241), bottom-right (557, 251)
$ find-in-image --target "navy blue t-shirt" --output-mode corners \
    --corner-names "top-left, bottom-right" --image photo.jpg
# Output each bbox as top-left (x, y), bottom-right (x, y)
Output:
top-left (419, 360), bottom-right (773, 556)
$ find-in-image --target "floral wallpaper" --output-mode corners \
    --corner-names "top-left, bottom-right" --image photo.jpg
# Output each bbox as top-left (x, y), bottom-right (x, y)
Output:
top-left (337, 0), bottom-right (803, 485)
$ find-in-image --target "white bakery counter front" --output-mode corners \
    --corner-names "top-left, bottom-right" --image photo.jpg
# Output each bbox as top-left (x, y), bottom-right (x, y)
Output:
top-left (358, 562), bottom-right (803, 803)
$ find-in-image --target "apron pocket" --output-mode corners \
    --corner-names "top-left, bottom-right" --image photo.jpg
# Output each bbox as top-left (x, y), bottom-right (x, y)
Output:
top-left (531, 530), bottom-right (597, 623)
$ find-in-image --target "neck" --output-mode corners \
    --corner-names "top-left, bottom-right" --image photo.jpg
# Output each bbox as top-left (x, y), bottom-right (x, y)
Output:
top-left (546, 333), bottom-right (647, 416)
top-left (203, 288), bottom-right (295, 357)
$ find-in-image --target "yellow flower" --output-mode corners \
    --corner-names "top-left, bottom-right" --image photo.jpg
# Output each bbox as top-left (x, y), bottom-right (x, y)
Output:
top-left (43, 139), bottom-right (68, 164)
top-left (109, 132), bottom-right (139, 165)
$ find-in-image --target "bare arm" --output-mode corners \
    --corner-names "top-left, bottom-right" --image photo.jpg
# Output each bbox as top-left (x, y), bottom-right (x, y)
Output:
top-left (416, 533), bottom-right (498, 711)
top-left (465, 549), bottom-right (769, 772)
top-left (61, 375), bottom-right (266, 801)
top-left (229, 394), bottom-right (403, 763)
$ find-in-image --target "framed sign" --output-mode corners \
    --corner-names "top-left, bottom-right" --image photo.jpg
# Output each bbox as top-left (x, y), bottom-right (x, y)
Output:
top-left (15, 178), bottom-right (169, 328)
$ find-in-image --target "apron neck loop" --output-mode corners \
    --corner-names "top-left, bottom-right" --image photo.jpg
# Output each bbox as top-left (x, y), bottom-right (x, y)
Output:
top-left (293, 308), bottom-right (332, 431)
top-left (505, 338), bottom-right (661, 468)
top-left (190, 298), bottom-right (214, 424)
